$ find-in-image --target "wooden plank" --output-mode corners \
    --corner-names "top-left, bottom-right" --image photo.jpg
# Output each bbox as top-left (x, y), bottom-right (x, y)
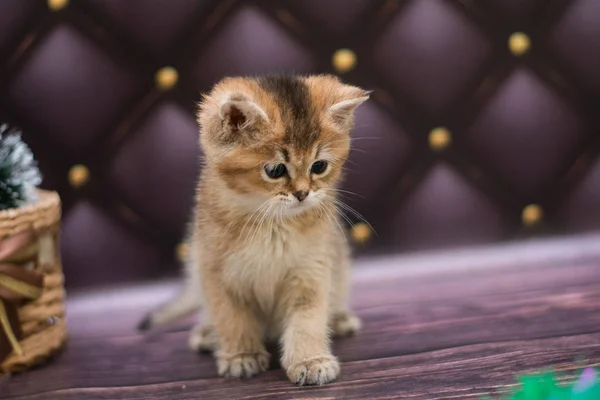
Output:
top-left (62, 261), bottom-right (600, 338)
top-left (5, 334), bottom-right (600, 400)
top-left (2, 261), bottom-right (600, 399)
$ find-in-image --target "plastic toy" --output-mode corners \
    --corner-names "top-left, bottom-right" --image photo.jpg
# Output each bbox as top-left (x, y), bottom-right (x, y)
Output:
top-left (484, 367), bottom-right (600, 400)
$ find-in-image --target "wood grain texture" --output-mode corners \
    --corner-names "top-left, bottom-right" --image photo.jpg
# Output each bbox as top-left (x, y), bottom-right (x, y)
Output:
top-left (2, 260), bottom-right (600, 399)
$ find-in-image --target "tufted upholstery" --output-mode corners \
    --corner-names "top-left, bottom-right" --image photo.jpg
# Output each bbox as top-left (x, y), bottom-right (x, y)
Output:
top-left (0, 0), bottom-right (599, 288)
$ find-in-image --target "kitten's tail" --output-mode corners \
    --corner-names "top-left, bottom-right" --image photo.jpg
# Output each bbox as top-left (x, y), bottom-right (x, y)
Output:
top-left (137, 281), bottom-right (202, 331)
top-left (138, 224), bottom-right (203, 332)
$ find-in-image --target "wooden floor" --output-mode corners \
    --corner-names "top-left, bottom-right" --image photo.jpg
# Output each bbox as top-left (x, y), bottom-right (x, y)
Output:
top-left (3, 238), bottom-right (600, 399)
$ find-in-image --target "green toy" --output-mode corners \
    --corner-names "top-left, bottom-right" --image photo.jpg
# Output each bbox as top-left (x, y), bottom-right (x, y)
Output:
top-left (484, 367), bottom-right (600, 400)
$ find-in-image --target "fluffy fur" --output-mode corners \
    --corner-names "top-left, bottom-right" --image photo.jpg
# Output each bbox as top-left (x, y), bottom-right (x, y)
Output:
top-left (140, 74), bottom-right (369, 386)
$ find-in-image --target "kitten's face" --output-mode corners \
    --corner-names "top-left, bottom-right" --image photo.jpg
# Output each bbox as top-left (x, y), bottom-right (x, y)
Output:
top-left (198, 75), bottom-right (369, 218)
top-left (218, 130), bottom-right (350, 218)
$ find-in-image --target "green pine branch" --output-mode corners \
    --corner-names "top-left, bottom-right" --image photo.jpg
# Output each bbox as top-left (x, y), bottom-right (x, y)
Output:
top-left (0, 123), bottom-right (42, 210)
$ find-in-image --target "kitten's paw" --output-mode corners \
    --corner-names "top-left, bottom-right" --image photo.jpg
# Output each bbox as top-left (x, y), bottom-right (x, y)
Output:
top-left (286, 356), bottom-right (340, 386)
top-left (217, 352), bottom-right (270, 379)
top-left (188, 324), bottom-right (218, 353)
top-left (331, 311), bottom-right (362, 337)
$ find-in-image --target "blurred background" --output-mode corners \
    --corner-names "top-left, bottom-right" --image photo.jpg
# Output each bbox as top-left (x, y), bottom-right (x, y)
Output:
top-left (0, 0), bottom-right (599, 289)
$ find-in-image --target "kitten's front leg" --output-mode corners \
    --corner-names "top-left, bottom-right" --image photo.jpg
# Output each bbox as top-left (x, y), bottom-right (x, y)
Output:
top-left (281, 267), bottom-right (339, 386)
top-left (203, 280), bottom-right (270, 379)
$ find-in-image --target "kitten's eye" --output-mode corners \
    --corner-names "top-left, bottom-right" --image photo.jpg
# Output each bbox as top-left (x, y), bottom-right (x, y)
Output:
top-left (264, 164), bottom-right (287, 179)
top-left (311, 160), bottom-right (328, 175)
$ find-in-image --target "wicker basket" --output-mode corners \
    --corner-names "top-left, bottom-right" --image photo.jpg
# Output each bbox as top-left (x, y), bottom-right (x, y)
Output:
top-left (0, 189), bottom-right (66, 375)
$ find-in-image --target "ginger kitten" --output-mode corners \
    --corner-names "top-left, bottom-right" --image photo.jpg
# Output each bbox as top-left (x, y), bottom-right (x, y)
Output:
top-left (140, 74), bottom-right (369, 386)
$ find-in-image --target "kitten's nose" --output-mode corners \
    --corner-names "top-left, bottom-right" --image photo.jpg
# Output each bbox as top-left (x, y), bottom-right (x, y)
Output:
top-left (293, 190), bottom-right (309, 202)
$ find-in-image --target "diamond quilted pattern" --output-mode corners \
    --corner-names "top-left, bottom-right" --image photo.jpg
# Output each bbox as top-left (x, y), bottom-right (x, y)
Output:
top-left (341, 102), bottom-right (411, 219)
top-left (193, 6), bottom-right (316, 90)
top-left (560, 159), bottom-right (600, 232)
top-left (465, 69), bottom-right (587, 196)
top-left (487, 0), bottom-right (538, 18)
top-left (18, 130), bottom-right (63, 191)
top-left (550, 0), bottom-right (600, 93)
top-left (288, 0), bottom-right (370, 36)
top-left (109, 102), bottom-right (201, 235)
top-left (6, 25), bottom-right (140, 154)
top-left (88, 0), bottom-right (209, 55)
top-left (61, 201), bottom-right (161, 288)
top-left (374, 0), bottom-right (491, 116)
top-left (0, 0), bottom-right (36, 53)
top-left (391, 164), bottom-right (506, 251)
top-left (0, 0), bottom-right (598, 287)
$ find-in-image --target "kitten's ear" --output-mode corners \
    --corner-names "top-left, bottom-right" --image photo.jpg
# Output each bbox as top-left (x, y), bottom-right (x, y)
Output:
top-left (327, 90), bottom-right (371, 130)
top-left (219, 93), bottom-right (269, 133)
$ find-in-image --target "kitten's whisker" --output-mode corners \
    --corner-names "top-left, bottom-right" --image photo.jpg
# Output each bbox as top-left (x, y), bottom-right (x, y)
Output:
top-left (335, 206), bottom-right (355, 228)
top-left (327, 147), bottom-right (370, 155)
top-left (271, 202), bottom-right (284, 240)
top-left (349, 123), bottom-right (373, 129)
top-left (251, 201), bottom-right (274, 244)
top-left (350, 133), bottom-right (381, 139)
top-left (329, 197), bottom-right (377, 236)
top-left (314, 202), bottom-right (329, 224)
top-left (244, 200), bottom-right (272, 246)
top-left (328, 196), bottom-right (362, 218)
top-left (278, 204), bottom-right (285, 227)
top-left (324, 136), bottom-right (380, 151)
top-left (314, 202), bottom-right (326, 223)
top-left (249, 205), bottom-right (270, 244)
top-left (320, 202), bottom-right (346, 239)
top-left (267, 205), bottom-right (276, 243)
top-left (324, 139), bottom-right (350, 147)
top-left (324, 154), bottom-right (346, 161)
top-left (246, 211), bottom-right (264, 246)
top-left (348, 148), bottom-right (370, 155)
top-left (322, 195), bottom-right (355, 223)
top-left (237, 199), bottom-right (271, 246)
top-left (326, 155), bottom-right (357, 167)
top-left (322, 196), bottom-right (354, 227)
top-left (241, 200), bottom-right (269, 232)
top-left (325, 187), bottom-right (365, 199)
top-left (339, 165), bottom-right (359, 174)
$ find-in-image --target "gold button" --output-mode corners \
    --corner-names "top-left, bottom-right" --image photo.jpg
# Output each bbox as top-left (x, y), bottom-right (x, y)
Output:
top-left (155, 66), bottom-right (178, 90)
top-left (509, 32), bottom-right (530, 56)
top-left (176, 242), bottom-right (189, 262)
top-left (429, 127), bottom-right (451, 151)
top-left (68, 164), bottom-right (89, 188)
top-left (351, 223), bottom-right (371, 243)
top-left (522, 204), bottom-right (543, 226)
top-left (332, 49), bottom-right (357, 74)
top-left (48, 0), bottom-right (69, 11)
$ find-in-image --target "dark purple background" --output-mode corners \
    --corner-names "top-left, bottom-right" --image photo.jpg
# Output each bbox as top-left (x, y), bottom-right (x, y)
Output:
top-left (0, 0), bottom-right (599, 288)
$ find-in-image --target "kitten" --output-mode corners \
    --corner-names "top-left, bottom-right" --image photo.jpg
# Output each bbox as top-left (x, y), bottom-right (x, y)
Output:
top-left (139, 74), bottom-right (369, 386)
